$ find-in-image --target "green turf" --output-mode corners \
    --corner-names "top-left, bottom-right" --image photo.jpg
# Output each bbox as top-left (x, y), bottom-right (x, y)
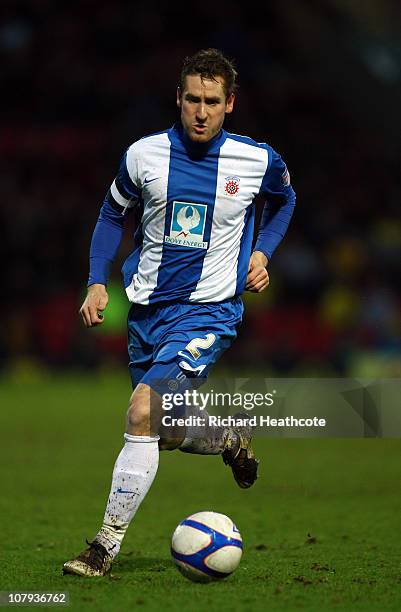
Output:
top-left (1, 373), bottom-right (401, 611)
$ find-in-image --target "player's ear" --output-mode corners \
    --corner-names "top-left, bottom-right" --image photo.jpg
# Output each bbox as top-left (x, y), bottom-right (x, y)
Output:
top-left (225, 93), bottom-right (235, 114)
top-left (176, 87), bottom-right (182, 108)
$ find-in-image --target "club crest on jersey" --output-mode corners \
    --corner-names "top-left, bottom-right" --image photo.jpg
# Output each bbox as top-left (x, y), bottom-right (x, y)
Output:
top-left (224, 176), bottom-right (240, 196)
top-left (165, 201), bottom-right (208, 249)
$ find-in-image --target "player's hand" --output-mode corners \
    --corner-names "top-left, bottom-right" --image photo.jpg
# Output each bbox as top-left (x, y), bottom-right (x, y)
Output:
top-left (245, 251), bottom-right (269, 293)
top-left (79, 284), bottom-right (109, 327)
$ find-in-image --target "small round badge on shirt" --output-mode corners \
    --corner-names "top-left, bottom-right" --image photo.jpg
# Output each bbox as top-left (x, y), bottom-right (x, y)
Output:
top-left (224, 176), bottom-right (240, 196)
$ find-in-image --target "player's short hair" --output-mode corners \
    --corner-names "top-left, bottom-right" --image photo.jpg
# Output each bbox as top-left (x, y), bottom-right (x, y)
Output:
top-left (179, 48), bottom-right (238, 98)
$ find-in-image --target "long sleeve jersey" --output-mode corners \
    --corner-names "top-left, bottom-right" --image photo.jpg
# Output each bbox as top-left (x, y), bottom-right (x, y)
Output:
top-left (89, 122), bottom-right (296, 305)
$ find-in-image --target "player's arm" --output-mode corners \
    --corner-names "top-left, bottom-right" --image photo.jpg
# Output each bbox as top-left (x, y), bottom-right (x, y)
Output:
top-left (246, 146), bottom-right (296, 293)
top-left (80, 149), bottom-right (141, 327)
top-left (79, 201), bottom-right (126, 327)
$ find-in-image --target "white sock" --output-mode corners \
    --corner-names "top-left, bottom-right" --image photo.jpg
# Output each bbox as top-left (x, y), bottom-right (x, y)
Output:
top-left (179, 406), bottom-right (232, 455)
top-left (95, 433), bottom-right (159, 557)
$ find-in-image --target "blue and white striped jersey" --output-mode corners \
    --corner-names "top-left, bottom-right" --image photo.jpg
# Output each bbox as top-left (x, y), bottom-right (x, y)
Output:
top-left (89, 122), bottom-right (295, 305)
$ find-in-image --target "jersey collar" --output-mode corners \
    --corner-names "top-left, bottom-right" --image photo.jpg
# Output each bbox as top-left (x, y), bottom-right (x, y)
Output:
top-left (169, 122), bottom-right (227, 157)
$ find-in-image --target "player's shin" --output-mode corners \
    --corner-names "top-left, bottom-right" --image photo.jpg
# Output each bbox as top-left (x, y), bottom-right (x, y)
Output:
top-left (95, 433), bottom-right (159, 558)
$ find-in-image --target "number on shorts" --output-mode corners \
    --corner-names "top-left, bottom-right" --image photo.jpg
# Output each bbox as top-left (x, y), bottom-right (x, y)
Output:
top-left (185, 333), bottom-right (216, 360)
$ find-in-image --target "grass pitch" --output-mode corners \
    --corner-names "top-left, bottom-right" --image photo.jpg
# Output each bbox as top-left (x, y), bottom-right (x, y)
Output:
top-left (1, 372), bottom-right (401, 611)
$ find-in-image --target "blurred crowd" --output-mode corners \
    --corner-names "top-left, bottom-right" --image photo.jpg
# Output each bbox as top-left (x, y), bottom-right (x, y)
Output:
top-left (1, 0), bottom-right (400, 377)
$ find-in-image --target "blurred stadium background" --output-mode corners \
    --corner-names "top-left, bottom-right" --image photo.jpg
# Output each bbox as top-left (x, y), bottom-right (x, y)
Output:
top-left (1, 0), bottom-right (400, 380)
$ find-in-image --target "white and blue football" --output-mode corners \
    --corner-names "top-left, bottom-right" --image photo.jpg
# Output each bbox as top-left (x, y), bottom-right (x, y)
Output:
top-left (171, 511), bottom-right (243, 582)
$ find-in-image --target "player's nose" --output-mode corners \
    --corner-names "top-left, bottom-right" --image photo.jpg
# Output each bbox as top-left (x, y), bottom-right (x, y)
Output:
top-left (195, 102), bottom-right (207, 121)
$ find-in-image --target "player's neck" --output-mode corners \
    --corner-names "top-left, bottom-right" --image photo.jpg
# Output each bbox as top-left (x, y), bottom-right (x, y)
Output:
top-left (175, 122), bottom-right (225, 156)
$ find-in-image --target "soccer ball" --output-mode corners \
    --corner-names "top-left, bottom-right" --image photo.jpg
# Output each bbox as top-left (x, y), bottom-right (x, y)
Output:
top-left (171, 511), bottom-right (243, 582)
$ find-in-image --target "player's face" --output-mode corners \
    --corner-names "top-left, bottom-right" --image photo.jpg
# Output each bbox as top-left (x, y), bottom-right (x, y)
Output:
top-left (177, 74), bottom-right (235, 143)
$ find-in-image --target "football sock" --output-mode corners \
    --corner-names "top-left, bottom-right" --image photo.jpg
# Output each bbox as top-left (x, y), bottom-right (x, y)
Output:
top-left (178, 406), bottom-right (238, 455)
top-left (95, 433), bottom-right (159, 558)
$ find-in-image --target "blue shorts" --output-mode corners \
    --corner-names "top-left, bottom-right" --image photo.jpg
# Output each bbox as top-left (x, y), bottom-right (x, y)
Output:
top-left (127, 298), bottom-right (243, 393)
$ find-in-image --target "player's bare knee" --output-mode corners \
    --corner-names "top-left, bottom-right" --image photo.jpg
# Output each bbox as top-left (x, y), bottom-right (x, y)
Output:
top-left (127, 403), bottom-right (149, 431)
top-left (126, 383), bottom-right (164, 436)
top-left (126, 383), bottom-right (152, 432)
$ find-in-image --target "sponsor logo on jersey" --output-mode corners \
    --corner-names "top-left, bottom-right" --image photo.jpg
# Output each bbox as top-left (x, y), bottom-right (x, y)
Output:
top-left (224, 176), bottom-right (240, 196)
top-left (165, 201), bottom-right (208, 249)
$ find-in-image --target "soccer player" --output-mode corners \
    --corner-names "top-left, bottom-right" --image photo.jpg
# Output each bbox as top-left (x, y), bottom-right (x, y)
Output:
top-left (63, 49), bottom-right (296, 576)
